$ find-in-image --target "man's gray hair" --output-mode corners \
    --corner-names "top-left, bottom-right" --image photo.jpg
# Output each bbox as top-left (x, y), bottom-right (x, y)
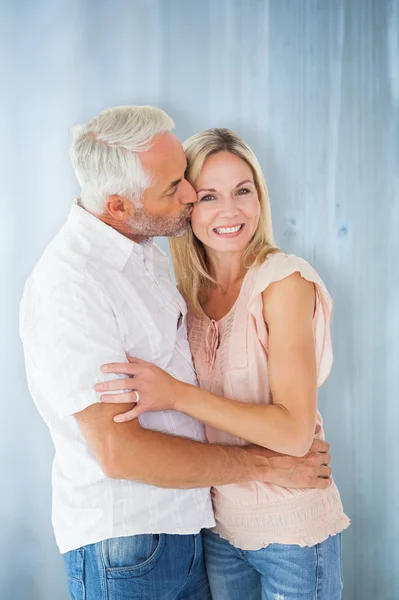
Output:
top-left (70, 105), bottom-right (175, 213)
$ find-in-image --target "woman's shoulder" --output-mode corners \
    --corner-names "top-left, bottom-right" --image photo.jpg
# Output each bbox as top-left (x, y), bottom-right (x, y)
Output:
top-left (249, 252), bottom-right (334, 386)
top-left (249, 252), bottom-right (331, 304)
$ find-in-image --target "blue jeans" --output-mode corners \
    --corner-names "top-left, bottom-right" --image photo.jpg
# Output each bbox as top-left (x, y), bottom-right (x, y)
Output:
top-left (63, 533), bottom-right (211, 600)
top-left (202, 529), bottom-right (343, 600)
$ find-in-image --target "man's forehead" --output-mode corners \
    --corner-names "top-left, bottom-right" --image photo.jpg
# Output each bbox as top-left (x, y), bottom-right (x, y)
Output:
top-left (141, 133), bottom-right (186, 183)
top-left (141, 133), bottom-right (182, 165)
top-left (147, 131), bottom-right (183, 156)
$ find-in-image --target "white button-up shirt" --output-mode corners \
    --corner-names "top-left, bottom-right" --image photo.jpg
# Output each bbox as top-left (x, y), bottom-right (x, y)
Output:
top-left (20, 203), bottom-right (215, 554)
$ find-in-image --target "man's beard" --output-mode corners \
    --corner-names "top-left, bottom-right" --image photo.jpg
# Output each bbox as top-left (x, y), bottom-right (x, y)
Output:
top-left (126, 207), bottom-right (191, 238)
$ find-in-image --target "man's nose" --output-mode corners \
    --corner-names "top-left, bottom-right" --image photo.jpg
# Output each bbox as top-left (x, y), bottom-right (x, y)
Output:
top-left (180, 179), bottom-right (197, 206)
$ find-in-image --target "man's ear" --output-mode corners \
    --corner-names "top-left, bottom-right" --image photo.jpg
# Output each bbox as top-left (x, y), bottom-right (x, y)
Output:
top-left (104, 195), bottom-right (134, 220)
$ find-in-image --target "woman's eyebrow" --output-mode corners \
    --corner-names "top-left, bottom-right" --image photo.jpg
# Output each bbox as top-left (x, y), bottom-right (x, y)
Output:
top-left (196, 187), bottom-right (216, 193)
top-left (197, 179), bottom-right (253, 194)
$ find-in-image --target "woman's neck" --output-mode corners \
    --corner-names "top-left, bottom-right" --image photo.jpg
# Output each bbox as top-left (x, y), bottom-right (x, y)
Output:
top-left (207, 251), bottom-right (246, 292)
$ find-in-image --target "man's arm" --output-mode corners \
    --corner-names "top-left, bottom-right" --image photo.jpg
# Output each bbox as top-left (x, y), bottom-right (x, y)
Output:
top-left (21, 280), bottom-right (331, 490)
top-left (75, 402), bottom-right (265, 488)
top-left (75, 401), bottom-right (332, 489)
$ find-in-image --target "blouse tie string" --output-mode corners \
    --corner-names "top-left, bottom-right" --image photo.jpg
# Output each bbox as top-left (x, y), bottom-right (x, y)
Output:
top-left (205, 319), bottom-right (219, 373)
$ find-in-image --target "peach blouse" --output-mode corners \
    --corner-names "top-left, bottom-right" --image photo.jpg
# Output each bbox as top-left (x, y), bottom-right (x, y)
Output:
top-left (187, 252), bottom-right (350, 550)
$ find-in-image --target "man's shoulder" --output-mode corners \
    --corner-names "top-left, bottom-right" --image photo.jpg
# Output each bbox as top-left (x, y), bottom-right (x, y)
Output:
top-left (23, 227), bottom-right (109, 302)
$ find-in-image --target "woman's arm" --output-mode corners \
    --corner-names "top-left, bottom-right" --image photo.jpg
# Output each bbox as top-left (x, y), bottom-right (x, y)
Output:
top-left (176, 273), bottom-right (317, 456)
top-left (97, 273), bottom-right (318, 457)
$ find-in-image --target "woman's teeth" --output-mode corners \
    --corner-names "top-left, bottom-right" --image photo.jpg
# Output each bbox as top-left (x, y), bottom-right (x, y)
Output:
top-left (214, 224), bottom-right (243, 235)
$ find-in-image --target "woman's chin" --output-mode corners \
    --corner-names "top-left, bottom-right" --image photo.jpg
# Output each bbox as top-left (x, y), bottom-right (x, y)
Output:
top-left (204, 237), bottom-right (252, 254)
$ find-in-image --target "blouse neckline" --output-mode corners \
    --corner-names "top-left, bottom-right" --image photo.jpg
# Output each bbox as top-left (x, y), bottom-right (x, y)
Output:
top-left (196, 267), bottom-right (253, 325)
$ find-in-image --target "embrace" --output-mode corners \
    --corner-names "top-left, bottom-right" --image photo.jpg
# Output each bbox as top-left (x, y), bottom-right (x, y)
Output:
top-left (20, 105), bottom-right (349, 600)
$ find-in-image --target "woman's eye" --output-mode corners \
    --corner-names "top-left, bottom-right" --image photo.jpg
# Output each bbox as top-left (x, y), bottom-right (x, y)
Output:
top-left (198, 194), bottom-right (215, 202)
top-left (237, 188), bottom-right (250, 195)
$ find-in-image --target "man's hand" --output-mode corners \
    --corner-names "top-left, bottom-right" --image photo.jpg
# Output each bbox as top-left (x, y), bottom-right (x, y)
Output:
top-left (247, 437), bottom-right (332, 489)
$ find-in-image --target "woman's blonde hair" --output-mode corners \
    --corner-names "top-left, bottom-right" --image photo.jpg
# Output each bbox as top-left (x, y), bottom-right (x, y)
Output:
top-left (169, 128), bottom-right (279, 313)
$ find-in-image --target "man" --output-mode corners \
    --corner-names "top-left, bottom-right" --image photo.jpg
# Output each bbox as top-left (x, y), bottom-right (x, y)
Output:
top-left (20, 105), bottom-right (332, 600)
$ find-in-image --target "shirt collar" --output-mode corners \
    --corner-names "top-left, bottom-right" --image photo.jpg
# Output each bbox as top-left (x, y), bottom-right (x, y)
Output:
top-left (67, 201), bottom-right (154, 272)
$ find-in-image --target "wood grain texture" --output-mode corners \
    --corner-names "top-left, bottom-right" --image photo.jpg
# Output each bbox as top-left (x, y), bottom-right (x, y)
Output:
top-left (2, 1), bottom-right (398, 598)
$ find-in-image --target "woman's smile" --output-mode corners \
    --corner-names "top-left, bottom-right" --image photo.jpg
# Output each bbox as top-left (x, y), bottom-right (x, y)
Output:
top-left (212, 223), bottom-right (245, 237)
top-left (191, 151), bottom-right (260, 254)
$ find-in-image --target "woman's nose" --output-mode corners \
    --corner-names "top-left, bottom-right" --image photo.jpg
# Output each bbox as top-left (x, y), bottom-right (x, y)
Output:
top-left (219, 196), bottom-right (239, 217)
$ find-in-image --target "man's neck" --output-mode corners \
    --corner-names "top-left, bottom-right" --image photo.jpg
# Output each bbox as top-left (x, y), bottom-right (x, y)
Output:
top-left (99, 214), bottom-right (147, 243)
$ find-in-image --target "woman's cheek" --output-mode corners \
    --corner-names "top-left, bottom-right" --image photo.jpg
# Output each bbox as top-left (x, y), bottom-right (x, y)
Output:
top-left (242, 195), bottom-right (260, 217)
top-left (190, 207), bottom-right (208, 242)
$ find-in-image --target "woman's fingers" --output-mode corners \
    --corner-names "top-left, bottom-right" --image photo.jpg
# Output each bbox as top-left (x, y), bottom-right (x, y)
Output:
top-left (101, 362), bottom-right (138, 375)
top-left (100, 391), bottom-right (138, 404)
top-left (126, 354), bottom-right (146, 364)
top-left (95, 378), bottom-right (135, 393)
top-left (114, 405), bottom-right (146, 423)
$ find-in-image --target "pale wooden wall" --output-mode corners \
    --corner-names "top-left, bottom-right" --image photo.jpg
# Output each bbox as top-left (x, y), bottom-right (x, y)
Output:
top-left (3, 1), bottom-right (398, 598)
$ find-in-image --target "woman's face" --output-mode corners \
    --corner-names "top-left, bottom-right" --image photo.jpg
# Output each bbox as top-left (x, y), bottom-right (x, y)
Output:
top-left (191, 151), bottom-right (260, 255)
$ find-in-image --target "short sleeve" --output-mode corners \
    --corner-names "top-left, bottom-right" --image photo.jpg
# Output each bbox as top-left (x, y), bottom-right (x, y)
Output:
top-left (248, 253), bottom-right (333, 386)
top-left (20, 279), bottom-right (127, 419)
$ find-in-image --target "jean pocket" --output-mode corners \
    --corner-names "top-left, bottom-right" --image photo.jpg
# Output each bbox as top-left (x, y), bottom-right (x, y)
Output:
top-left (101, 534), bottom-right (166, 578)
top-left (63, 548), bottom-right (85, 600)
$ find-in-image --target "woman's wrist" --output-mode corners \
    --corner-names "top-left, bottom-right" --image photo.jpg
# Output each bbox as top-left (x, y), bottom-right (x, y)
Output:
top-left (173, 381), bottom-right (196, 413)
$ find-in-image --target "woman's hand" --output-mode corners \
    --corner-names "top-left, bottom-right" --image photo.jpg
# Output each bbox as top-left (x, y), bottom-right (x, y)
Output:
top-left (95, 355), bottom-right (186, 422)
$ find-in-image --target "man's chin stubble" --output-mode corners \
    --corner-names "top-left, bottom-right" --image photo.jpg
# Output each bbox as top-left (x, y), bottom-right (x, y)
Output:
top-left (126, 215), bottom-right (190, 239)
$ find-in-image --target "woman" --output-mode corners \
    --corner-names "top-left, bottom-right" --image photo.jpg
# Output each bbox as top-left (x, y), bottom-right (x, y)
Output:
top-left (97, 128), bottom-right (350, 599)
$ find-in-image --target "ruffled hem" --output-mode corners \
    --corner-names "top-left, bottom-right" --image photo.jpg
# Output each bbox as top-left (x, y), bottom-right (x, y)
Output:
top-left (210, 482), bottom-right (350, 550)
top-left (212, 513), bottom-right (350, 551)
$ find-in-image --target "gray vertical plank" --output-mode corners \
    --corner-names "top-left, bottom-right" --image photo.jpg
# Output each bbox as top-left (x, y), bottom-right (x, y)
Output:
top-left (264, 2), bottom-right (399, 598)
top-left (158, 0), bottom-right (213, 137)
